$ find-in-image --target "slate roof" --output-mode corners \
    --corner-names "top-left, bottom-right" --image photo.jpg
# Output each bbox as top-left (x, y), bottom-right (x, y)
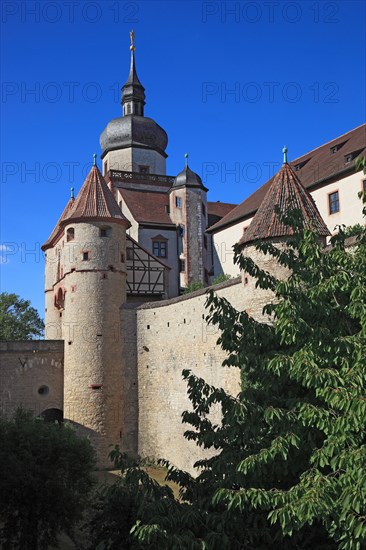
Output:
top-left (208, 123), bottom-right (366, 233)
top-left (238, 162), bottom-right (330, 247)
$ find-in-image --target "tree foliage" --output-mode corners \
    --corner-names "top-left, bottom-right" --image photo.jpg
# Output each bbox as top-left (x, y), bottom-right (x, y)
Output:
top-left (109, 203), bottom-right (366, 549)
top-left (0, 410), bottom-right (95, 549)
top-left (0, 292), bottom-right (44, 340)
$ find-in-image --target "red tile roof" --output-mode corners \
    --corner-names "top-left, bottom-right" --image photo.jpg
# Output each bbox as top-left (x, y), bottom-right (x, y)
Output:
top-left (208, 124), bottom-right (366, 233)
top-left (42, 166), bottom-right (130, 250)
top-left (120, 188), bottom-right (173, 225)
top-left (67, 165), bottom-right (130, 225)
top-left (42, 197), bottom-right (75, 250)
top-left (207, 201), bottom-right (237, 228)
top-left (238, 162), bottom-right (330, 247)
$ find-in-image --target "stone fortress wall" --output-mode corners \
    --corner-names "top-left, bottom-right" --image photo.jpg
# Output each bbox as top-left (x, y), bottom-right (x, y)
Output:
top-left (0, 340), bottom-right (64, 419)
top-left (129, 243), bottom-right (290, 473)
top-left (0, 244), bottom-right (289, 472)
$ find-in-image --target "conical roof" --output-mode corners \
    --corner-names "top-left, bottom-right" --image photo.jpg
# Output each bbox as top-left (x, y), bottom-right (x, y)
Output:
top-left (238, 161), bottom-right (330, 247)
top-left (42, 197), bottom-right (75, 251)
top-left (64, 165), bottom-right (130, 225)
top-left (42, 165), bottom-right (130, 250)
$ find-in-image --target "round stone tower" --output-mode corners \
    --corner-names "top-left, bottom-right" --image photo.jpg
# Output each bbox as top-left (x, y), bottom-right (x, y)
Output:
top-left (237, 147), bottom-right (330, 306)
top-left (42, 161), bottom-right (131, 467)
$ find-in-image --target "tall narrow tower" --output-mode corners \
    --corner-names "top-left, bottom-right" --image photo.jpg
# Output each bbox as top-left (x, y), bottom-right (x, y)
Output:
top-left (169, 156), bottom-right (209, 289)
top-left (100, 31), bottom-right (168, 175)
top-left (42, 161), bottom-right (131, 467)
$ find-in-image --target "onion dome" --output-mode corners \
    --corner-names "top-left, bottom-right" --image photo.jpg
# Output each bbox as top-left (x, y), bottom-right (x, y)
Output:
top-left (100, 115), bottom-right (168, 157)
top-left (238, 146), bottom-right (330, 248)
top-left (172, 154), bottom-right (208, 191)
top-left (100, 32), bottom-right (168, 158)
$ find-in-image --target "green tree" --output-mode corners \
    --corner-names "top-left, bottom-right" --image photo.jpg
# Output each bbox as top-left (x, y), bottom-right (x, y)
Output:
top-left (182, 280), bottom-right (205, 295)
top-left (113, 208), bottom-right (365, 549)
top-left (0, 410), bottom-right (95, 549)
top-left (211, 273), bottom-right (232, 285)
top-left (0, 292), bottom-right (44, 340)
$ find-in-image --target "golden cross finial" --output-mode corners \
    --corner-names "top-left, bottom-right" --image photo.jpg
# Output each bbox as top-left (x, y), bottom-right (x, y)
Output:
top-left (130, 30), bottom-right (135, 51)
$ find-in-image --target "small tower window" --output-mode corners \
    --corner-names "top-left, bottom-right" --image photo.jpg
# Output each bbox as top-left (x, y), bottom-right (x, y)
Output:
top-left (66, 228), bottom-right (75, 242)
top-left (180, 259), bottom-right (185, 272)
top-left (202, 203), bottom-right (206, 217)
top-left (176, 196), bottom-right (182, 208)
top-left (139, 165), bottom-right (149, 174)
top-left (100, 226), bottom-right (111, 238)
top-left (83, 252), bottom-right (89, 261)
top-left (126, 248), bottom-right (133, 261)
top-left (104, 161), bottom-right (108, 175)
top-left (126, 104), bottom-right (132, 114)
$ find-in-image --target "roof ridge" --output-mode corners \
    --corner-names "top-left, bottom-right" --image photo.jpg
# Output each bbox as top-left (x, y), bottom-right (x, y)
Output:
top-left (290, 123), bottom-right (365, 162)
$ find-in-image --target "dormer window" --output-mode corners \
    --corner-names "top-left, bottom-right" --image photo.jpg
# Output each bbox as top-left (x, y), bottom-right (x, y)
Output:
top-left (66, 228), bottom-right (75, 242)
top-left (330, 141), bottom-right (347, 154)
top-left (344, 149), bottom-right (364, 165)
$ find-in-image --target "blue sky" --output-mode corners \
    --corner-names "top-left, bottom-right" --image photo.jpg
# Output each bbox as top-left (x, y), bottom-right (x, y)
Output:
top-left (1, 0), bottom-right (365, 317)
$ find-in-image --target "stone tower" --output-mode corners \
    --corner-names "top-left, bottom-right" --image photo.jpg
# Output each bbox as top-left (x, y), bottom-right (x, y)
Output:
top-left (238, 148), bottom-right (330, 289)
top-left (169, 157), bottom-right (209, 288)
top-left (99, 33), bottom-right (168, 175)
top-left (42, 162), bottom-right (131, 467)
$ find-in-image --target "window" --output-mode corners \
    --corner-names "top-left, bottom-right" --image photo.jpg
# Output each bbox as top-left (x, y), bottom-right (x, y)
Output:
top-left (100, 227), bottom-right (111, 238)
top-left (153, 241), bottom-right (167, 258)
top-left (126, 248), bottom-right (133, 261)
top-left (328, 191), bottom-right (340, 214)
top-left (66, 228), bottom-right (74, 242)
top-left (363, 179), bottom-right (366, 197)
top-left (104, 161), bottom-right (107, 175)
top-left (202, 203), bottom-right (206, 217)
top-left (83, 252), bottom-right (89, 261)
top-left (180, 225), bottom-right (185, 237)
top-left (180, 259), bottom-right (185, 272)
top-left (176, 196), bottom-right (182, 208)
top-left (139, 165), bottom-right (149, 174)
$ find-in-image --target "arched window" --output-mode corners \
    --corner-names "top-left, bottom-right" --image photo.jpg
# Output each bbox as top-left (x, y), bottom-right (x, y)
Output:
top-left (66, 227), bottom-right (74, 242)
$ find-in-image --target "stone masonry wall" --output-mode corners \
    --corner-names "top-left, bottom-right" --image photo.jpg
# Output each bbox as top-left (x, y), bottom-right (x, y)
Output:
top-left (0, 340), bottom-right (64, 418)
top-left (135, 278), bottom-right (243, 474)
top-left (135, 242), bottom-right (292, 474)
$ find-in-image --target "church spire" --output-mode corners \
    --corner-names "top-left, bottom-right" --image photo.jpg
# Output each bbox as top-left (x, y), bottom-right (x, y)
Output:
top-left (121, 30), bottom-right (146, 117)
